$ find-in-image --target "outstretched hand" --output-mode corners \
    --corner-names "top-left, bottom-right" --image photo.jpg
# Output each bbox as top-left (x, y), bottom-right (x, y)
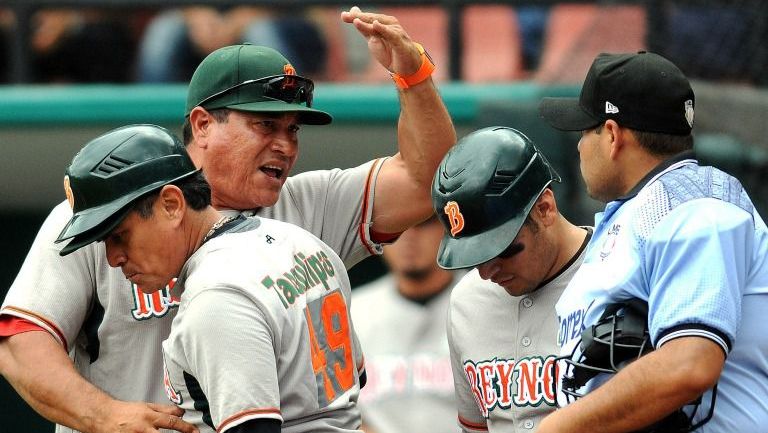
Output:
top-left (96, 401), bottom-right (198, 433)
top-left (341, 6), bottom-right (423, 76)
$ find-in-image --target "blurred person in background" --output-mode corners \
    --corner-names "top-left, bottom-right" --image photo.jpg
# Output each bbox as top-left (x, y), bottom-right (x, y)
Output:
top-left (31, 8), bottom-right (135, 83)
top-left (137, 6), bottom-right (327, 82)
top-left (650, 1), bottom-right (767, 86)
top-left (352, 215), bottom-right (463, 433)
top-left (0, 9), bottom-right (12, 83)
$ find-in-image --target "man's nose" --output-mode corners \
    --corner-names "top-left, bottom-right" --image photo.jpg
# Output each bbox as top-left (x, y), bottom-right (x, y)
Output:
top-left (105, 242), bottom-right (126, 268)
top-left (477, 258), bottom-right (501, 281)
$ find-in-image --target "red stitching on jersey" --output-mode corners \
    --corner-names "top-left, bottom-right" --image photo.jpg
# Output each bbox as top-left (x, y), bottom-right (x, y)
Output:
top-left (0, 316), bottom-right (46, 336)
top-left (216, 408), bottom-right (282, 433)
top-left (0, 306), bottom-right (68, 352)
top-left (358, 158), bottom-right (381, 255)
top-left (458, 415), bottom-right (489, 431)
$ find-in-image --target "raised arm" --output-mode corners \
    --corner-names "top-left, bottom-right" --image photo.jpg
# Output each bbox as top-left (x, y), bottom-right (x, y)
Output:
top-left (342, 7), bottom-right (456, 235)
top-left (0, 331), bottom-right (198, 433)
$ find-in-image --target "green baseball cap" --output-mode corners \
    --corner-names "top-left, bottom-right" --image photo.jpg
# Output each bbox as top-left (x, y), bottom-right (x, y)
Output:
top-left (185, 44), bottom-right (332, 125)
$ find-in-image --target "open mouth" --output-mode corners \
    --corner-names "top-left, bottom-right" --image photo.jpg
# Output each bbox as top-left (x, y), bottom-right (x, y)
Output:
top-left (260, 165), bottom-right (284, 179)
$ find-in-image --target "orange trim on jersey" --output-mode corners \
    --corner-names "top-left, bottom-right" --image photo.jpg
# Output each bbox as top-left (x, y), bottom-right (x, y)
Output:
top-left (358, 159), bottom-right (381, 255)
top-left (217, 408), bottom-right (282, 433)
top-left (458, 415), bottom-right (489, 431)
top-left (0, 306), bottom-right (68, 352)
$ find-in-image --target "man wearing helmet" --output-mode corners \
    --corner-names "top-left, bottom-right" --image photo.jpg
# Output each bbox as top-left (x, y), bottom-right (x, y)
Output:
top-left (431, 126), bottom-right (592, 432)
top-left (55, 124), bottom-right (365, 433)
top-left (537, 52), bottom-right (768, 432)
top-left (0, 7), bottom-right (455, 433)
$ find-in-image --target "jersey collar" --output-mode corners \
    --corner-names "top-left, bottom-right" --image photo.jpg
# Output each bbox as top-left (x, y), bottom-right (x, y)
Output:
top-left (617, 150), bottom-right (697, 201)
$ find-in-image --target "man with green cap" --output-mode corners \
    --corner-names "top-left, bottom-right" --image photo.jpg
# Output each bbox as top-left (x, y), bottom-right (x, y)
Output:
top-left (0, 7), bottom-right (454, 433)
top-left (56, 123), bottom-right (366, 433)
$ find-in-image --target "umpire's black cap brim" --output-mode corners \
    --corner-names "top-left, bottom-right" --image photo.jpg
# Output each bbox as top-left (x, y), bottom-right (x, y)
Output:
top-left (539, 97), bottom-right (602, 132)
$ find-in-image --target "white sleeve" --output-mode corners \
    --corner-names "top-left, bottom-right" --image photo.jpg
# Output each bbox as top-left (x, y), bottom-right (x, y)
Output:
top-left (1, 201), bottom-right (95, 349)
top-left (447, 300), bottom-right (488, 433)
top-left (179, 288), bottom-right (283, 432)
top-left (276, 159), bottom-right (388, 269)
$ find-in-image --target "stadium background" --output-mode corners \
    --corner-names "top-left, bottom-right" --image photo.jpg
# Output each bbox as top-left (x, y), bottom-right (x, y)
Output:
top-left (1, 1), bottom-right (766, 431)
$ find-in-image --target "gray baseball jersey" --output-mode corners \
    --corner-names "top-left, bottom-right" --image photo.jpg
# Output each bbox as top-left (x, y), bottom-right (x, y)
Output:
top-left (351, 272), bottom-right (465, 433)
top-left (1, 159), bottom-right (385, 433)
top-left (447, 241), bottom-right (587, 433)
top-left (162, 216), bottom-right (363, 433)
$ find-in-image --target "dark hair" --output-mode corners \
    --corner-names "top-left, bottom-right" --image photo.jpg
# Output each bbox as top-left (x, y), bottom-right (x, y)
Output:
top-left (595, 123), bottom-right (693, 158)
top-left (182, 108), bottom-right (232, 146)
top-left (631, 129), bottom-right (693, 157)
top-left (131, 170), bottom-right (211, 218)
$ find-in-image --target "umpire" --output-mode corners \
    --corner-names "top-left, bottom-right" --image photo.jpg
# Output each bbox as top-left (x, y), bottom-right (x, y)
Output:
top-left (537, 51), bottom-right (768, 432)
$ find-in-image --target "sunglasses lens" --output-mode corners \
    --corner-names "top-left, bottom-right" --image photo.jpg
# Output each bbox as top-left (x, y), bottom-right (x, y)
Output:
top-left (263, 76), bottom-right (313, 107)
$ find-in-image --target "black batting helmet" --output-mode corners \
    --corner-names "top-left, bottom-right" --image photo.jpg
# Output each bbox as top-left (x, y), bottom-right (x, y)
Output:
top-left (431, 126), bottom-right (561, 269)
top-left (55, 124), bottom-right (199, 256)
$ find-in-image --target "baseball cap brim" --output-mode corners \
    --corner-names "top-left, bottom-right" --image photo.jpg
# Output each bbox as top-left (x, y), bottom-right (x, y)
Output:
top-left (539, 97), bottom-right (602, 132)
top-left (436, 211), bottom-right (527, 270)
top-left (227, 100), bottom-right (332, 125)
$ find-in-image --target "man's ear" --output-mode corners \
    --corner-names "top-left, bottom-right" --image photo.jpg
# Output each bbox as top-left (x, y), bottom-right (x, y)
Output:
top-left (533, 188), bottom-right (558, 227)
top-left (189, 107), bottom-right (212, 149)
top-left (157, 185), bottom-right (186, 224)
top-left (603, 120), bottom-right (625, 160)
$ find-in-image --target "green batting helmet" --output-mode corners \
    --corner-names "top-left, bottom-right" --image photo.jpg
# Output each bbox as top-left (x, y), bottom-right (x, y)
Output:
top-left (431, 126), bottom-right (561, 269)
top-left (55, 124), bottom-right (199, 256)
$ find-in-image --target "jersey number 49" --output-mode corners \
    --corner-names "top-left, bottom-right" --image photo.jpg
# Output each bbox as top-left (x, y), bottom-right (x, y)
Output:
top-left (304, 290), bottom-right (355, 407)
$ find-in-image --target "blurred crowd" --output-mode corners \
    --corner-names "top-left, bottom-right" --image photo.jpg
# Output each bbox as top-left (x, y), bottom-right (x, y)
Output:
top-left (0, 3), bottom-right (765, 86)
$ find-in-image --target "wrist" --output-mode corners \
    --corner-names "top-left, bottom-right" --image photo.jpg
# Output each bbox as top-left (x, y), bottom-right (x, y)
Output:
top-left (390, 43), bottom-right (436, 90)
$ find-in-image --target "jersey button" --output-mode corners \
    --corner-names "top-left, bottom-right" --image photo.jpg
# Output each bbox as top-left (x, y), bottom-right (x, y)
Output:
top-left (522, 297), bottom-right (533, 308)
top-left (521, 336), bottom-right (531, 347)
top-left (524, 419), bottom-right (534, 429)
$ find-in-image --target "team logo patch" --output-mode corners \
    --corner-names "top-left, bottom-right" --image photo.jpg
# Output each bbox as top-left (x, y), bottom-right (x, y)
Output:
top-left (63, 175), bottom-right (75, 209)
top-left (684, 99), bottom-right (694, 128)
top-left (444, 201), bottom-right (465, 236)
top-left (599, 224), bottom-right (621, 260)
top-left (284, 63), bottom-right (296, 76)
top-left (605, 101), bottom-right (619, 114)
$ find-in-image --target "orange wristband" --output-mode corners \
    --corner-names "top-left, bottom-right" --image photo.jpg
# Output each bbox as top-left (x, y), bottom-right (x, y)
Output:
top-left (390, 43), bottom-right (436, 90)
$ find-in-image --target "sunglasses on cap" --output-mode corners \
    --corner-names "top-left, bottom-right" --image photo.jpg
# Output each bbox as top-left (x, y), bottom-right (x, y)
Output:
top-left (198, 74), bottom-right (315, 109)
